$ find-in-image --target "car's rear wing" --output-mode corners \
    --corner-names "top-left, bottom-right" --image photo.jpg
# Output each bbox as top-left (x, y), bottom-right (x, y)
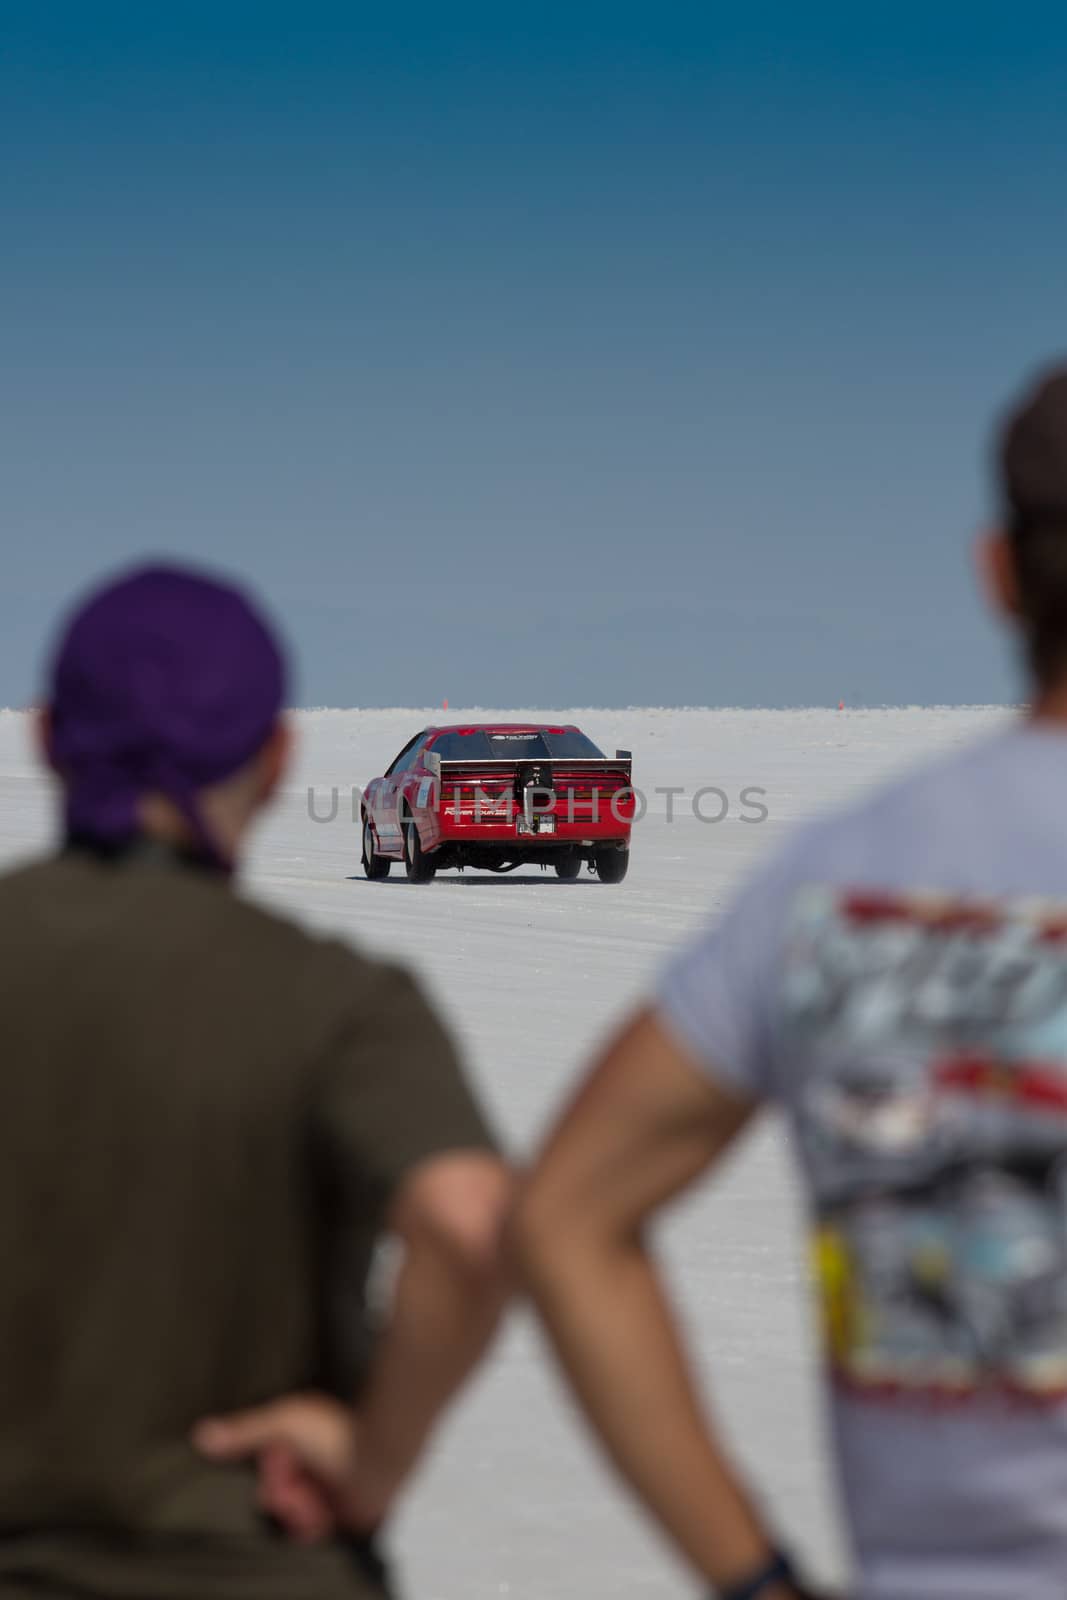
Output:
top-left (425, 750), bottom-right (632, 779)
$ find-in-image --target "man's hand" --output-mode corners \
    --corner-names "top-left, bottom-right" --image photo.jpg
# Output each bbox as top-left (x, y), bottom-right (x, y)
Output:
top-left (193, 1392), bottom-right (396, 1542)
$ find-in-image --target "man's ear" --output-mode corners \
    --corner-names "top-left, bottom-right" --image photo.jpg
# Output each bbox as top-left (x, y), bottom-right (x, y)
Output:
top-left (975, 528), bottom-right (1022, 621)
top-left (35, 706), bottom-right (57, 772)
top-left (257, 718), bottom-right (293, 805)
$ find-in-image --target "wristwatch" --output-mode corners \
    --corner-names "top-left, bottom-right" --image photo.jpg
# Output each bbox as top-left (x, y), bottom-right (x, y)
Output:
top-left (715, 1549), bottom-right (796, 1600)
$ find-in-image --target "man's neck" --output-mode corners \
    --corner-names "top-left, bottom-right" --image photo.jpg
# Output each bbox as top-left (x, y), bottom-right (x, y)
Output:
top-left (138, 791), bottom-right (242, 869)
top-left (65, 831), bottom-right (228, 874)
top-left (1030, 681), bottom-right (1067, 724)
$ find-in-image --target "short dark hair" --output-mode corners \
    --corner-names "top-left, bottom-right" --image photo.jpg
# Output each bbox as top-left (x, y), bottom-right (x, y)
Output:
top-left (1000, 366), bottom-right (1067, 687)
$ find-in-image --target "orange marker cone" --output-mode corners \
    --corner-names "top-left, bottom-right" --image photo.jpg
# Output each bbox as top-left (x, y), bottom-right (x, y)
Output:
top-left (443, 698), bottom-right (449, 711)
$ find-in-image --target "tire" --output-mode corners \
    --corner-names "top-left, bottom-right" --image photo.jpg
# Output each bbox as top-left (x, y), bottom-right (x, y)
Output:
top-left (554, 850), bottom-right (582, 880)
top-left (403, 811), bottom-right (437, 883)
top-left (594, 846), bottom-right (629, 884)
top-left (362, 816), bottom-right (391, 880)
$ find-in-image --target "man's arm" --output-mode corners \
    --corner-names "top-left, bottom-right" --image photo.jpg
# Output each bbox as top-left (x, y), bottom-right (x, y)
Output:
top-left (196, 1149), bottom-right (513, 1534)
top-left (514, 1006), bottom-right (818, 1599)
top-left (353, 1149), bottom-right (513, 1510)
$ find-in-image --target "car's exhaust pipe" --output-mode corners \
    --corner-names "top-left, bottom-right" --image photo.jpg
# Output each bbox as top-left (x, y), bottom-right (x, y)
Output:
top-left (514, 761), bottom-right (555, 831)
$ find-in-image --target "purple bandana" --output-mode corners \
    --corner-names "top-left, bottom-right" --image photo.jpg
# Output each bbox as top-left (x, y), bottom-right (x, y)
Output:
top-left (47, 564), bottom-right (288, 869)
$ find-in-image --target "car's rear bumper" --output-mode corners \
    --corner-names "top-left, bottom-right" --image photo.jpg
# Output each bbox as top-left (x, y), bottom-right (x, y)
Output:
top-left (428, 814), bottom-right (631, 850)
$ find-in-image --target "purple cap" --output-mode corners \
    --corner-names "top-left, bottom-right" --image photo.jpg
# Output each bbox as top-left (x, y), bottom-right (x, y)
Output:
top-left (47, 564), bottom-right (288, 867)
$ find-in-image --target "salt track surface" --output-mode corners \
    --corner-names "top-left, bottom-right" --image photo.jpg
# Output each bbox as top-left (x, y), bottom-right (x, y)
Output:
top-left (0, 706), bottom-right (1014, 1598)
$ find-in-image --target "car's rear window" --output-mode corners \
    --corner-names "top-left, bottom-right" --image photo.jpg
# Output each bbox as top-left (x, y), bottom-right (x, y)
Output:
top-left (431, 730), bottom-right (605, 761)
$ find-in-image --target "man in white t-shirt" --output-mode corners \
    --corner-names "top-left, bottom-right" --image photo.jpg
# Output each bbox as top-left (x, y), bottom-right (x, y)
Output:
top-left (517, 367), bottom-right (1067, 1600)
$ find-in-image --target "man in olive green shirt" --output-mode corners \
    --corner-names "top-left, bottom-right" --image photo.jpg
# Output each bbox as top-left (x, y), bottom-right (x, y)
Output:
top-left (0, 566), bottom-right (511, 1599)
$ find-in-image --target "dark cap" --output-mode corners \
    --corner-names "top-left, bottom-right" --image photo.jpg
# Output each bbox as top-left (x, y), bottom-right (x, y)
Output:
top-left (1000, 365), bottom-right (1067, 526)
top-left (47, 563), bottom-right (288, 867)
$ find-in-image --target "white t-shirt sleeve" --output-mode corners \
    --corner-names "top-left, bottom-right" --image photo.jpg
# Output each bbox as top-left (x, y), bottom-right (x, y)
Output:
top-left (657, 848), bottom-right (800, 1101)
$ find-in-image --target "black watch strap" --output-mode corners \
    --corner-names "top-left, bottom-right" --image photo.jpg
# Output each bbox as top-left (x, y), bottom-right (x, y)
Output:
top-left (716, 1548), bottom-right (795, 1600)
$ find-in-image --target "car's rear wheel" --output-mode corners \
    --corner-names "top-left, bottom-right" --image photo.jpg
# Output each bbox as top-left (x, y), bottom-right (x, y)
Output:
top-left (594, 846), bottom-right (629, 883)
top-left (554, 850), bottom-right (582, 880)
top-left (362, 816), bottom-right (391, 880)
top-left (403, 810), bottom-right (437, 883)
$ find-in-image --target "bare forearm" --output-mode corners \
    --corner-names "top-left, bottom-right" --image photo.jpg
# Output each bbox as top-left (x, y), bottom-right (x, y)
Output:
top-left (524, 1233), bottom-right (774, 1589)
top-left (193, 1158), bottom-right (514, 1538)
top-left (356, 1238), bottom-right (507, 1494)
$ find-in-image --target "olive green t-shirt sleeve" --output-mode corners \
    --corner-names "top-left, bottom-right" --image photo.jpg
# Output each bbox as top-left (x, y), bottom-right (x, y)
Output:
top-left (311, 958), bottom-right (498, 1222)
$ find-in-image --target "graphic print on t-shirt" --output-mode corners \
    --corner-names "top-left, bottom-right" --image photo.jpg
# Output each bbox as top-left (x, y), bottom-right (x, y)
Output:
top-left (784, 887), bottom-right (1067, 1403)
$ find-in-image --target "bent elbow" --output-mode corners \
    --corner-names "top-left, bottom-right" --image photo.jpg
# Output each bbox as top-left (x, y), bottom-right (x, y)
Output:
top-left (399, 1152), bottom-right (516, 1289)
top-left (441, 1187), bottom-right (514, 1286)
top-left (510, 1177), bottom-right (587, 1294)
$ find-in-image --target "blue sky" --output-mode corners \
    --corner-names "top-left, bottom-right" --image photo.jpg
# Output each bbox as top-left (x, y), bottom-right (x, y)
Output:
top-left (3, 2), bottom-right (1066, 707)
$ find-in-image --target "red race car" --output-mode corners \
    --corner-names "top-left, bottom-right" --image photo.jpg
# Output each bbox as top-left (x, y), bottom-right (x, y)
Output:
top-left (361, 723), bottom-right (634, 883)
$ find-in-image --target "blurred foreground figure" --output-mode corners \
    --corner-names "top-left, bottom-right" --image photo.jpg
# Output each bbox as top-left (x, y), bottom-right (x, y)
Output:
top-left (0, 565), bottom-right (509, 1600)
top-left (517, 369), bottom-right (1067, 1600)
